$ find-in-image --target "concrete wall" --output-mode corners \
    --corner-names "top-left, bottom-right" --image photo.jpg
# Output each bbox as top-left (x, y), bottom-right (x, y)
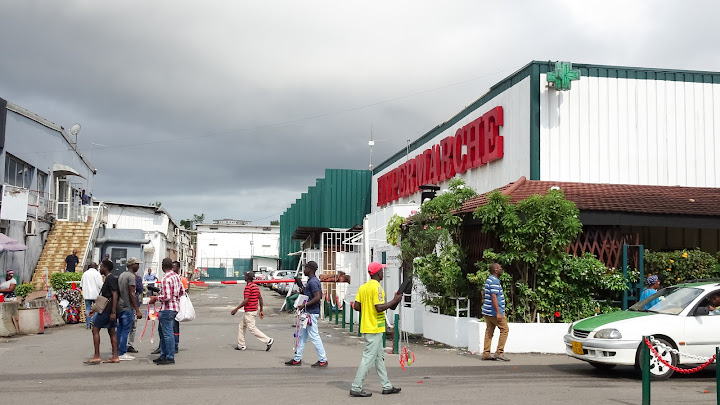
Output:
top-left (2, 219), bottom-right (51, 283)
top-left (467, 319), bottom-right (570, 354)
top-left (196, 225), bottom-right (279, 269)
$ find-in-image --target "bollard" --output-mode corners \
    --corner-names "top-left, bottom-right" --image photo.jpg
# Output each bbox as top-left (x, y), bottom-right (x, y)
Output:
top-left (716, 347), bottom-right (719, 405)
top-left (641, 336), bottom-right (651, 405)
top-left (358, 311), bottom-right (362, 337)
top-left (335, 305), bottom-right (339, 325)
top-left (342, 306), bottom-right (346, 329)
top-left (393, 313), bottom-right (399, 354)
top-left (383, 328), bottom-right (387, 348)
top-left (350, 308), bottom-right (354, 333)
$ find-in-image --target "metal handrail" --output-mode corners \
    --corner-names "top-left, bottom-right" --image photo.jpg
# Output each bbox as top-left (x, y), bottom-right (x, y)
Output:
top-left (79, 202), bottom-right (106, 271)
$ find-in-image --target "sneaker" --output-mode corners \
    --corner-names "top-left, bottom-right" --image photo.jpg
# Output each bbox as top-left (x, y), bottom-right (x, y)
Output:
top-left (381, 387), bottom-right (401, 395)
top-left (311, 360), bottom-right (328, 368)
top-left (152, 357), bottom-right (166, 363)
top-left (235, 346), bottom-right (246, 351)
top-left (126, 346), bottom-right (138, 353)
top-left (118, 354), bottom-right (135, 361)
top-left (481, 355), bottom-right (497, 361)
top-left (175, 349), bottom-right (179, 354)
top-left (493, 354), bottom-right (510, 361)
top-left (266, 338), bottom-right (274, 352)
top-left (151, 348), bottom-right (161, 355)
top-left (349, 390), bottom-right (372, 397)
top-left (284, 359), bottom-right (301, 366)
top-left (156, 358), bottom-right (175, 365)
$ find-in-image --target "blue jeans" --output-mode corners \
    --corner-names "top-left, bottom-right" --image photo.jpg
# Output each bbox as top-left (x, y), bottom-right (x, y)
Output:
top-left (84, 299), bottom-right (95, 328)
top-left (159, 310), bottom-right (178, 360)
top-left (294, 313), bottom-right (327, 362)
top-left (157, 319), bottom-right (179, 350)
top-left (116, 310), bottom-right (135, 356)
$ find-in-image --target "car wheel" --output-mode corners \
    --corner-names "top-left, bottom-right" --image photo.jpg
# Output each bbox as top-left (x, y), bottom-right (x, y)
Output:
top-left (589, 362), bottom-right (616, 370)
top-left (636, 337), bottom-right (678, 381)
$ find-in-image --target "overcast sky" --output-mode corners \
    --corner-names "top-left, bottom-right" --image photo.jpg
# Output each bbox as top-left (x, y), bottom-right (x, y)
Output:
top-left (1, 1), bottom-right (718, 224)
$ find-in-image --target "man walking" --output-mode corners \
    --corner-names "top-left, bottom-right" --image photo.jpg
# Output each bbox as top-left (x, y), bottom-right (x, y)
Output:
top-left (80, 262), bottom-right (103, 329)
top-left (65, 249), bottom-right (79, 273)
top-left (482, 263), bottom-right (509, 361)
top-left (350, 262), bottom-right (402, 397)
top-left (285, 261), bottom-right (327, 367)
top-left (231, 271), bottom-right (274, 351)
top-left (149, 258), bottom-right (182, 365)
top-left (116, 258), bottom-right (143, 361)
top-left (86, 260), bottom-right (120, 364)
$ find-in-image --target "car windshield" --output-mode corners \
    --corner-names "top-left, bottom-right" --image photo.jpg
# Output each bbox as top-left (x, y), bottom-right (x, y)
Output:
top-left (630, 286), bottom-right (704, 315)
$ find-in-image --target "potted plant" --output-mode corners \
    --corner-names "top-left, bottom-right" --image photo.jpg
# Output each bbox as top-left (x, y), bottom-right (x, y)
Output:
top-left (14, 283), bottom-right (34, 303)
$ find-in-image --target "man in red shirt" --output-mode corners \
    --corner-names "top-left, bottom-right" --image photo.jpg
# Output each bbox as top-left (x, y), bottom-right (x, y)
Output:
top-left (231, 271), bottom-right (274, 351)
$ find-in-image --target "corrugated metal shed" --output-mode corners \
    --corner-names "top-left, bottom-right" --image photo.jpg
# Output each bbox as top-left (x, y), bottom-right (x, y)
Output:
top-left (279, 169), bottom-right (371, 269)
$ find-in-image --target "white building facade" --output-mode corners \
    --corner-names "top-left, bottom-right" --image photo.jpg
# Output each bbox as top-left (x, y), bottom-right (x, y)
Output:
top-left (104, 202), bottom-right (185, 275)
top-left (195, 221), bottom-right (279, 280)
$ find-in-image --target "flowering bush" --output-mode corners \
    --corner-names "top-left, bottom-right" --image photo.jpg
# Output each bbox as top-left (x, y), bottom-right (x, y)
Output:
top-left (644, 248), bottom-right (720, 285)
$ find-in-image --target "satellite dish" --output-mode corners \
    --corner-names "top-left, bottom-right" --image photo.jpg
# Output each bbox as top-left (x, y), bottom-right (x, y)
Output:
top-left (70, 124), bottom-right (81, 136)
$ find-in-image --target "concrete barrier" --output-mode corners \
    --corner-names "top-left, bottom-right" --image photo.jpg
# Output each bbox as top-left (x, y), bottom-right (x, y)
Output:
top-left (0, 302), bottom-right (19, 336)
top-left (17, 308), bottom-right (43, 334)
top-left (421, 311), bottom-right (471, 348)
top-left (24, 299), bottom-right (65, 327)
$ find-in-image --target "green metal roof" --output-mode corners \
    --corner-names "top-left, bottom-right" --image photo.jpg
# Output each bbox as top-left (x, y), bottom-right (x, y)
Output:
top-left (279, 169), bottom-right (371, 269)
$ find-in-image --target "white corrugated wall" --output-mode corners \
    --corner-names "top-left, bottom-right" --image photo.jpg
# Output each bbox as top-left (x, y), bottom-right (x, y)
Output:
top-left (540, 75), bottom-right (720, 186)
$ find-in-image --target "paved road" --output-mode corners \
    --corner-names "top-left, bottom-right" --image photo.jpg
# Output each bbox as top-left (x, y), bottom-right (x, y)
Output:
top-left (1, 286), bottom-right (717, 404)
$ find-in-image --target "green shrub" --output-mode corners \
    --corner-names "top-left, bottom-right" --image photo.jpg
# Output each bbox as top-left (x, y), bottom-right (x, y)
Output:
top-left (644, 248), bottom-right (720, 285)
top-left (15, 283), bottom-right (35, 299)
top-left (49, 272), bottom-right (82, 292)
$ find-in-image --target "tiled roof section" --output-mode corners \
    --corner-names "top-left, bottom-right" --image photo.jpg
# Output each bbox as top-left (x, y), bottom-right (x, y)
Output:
top-left (459, 177), bottom-right (720, 217)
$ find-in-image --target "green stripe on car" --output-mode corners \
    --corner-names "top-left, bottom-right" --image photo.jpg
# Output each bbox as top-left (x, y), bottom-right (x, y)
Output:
top-left (574, 311), bottom-right (652, 332)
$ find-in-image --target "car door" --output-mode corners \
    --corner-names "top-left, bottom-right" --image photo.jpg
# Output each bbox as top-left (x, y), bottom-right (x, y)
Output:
top-left (683, 288), bottom-right (720, 361)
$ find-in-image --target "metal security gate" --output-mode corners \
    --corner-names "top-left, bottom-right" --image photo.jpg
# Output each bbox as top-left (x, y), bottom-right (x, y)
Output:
top-left (320, 231), bottom-right (363, 311)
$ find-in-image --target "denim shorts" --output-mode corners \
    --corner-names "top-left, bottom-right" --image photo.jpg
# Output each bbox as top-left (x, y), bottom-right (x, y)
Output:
top-left (93, 311), bottom-right (116, 329)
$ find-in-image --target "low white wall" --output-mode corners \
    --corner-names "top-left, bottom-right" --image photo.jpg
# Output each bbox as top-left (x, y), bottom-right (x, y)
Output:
top-left (422, 311), bottom-right (471, 348)
top-left (400, 306), bottom-right (424, 334)
top-left (468, 319), bottom-right (570, 354)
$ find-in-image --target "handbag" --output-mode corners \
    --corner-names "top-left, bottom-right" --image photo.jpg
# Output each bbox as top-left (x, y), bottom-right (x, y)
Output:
top-left (91, 295), bottom-right (109, 314)
top-left (175, 292), bottom-right (195, 322)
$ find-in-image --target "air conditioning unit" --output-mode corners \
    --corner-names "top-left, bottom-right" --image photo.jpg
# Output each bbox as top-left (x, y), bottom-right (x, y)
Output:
top-left (47, 200), bottom-right (56, 214)
top-left (25, 219), bottom-right (37, 236)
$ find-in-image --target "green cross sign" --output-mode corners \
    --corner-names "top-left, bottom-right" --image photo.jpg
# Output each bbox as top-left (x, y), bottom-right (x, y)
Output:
top-left (547, 62), bottom-right (581, 91)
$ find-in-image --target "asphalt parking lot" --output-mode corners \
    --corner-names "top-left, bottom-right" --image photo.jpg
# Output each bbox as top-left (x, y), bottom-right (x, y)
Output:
top-left (1, 285), bottom-right (717, 404)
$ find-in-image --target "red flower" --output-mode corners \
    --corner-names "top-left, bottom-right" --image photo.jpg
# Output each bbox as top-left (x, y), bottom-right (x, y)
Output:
top-left (437, 226), bottom-right (441, 230)
top-left (554, 311), bottom-right (561, 318)
top-left (423, 225), bottom-right (427, 229)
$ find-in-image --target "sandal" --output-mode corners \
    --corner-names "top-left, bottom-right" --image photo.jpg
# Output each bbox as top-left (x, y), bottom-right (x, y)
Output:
top-left (84, 359), bottom-right (101, 365)
top-left (102, 359), bottom-right (120, 363)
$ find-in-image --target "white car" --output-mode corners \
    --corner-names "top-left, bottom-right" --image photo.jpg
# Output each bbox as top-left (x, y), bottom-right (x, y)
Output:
top-left (564, 281), bottom-right (720, 380)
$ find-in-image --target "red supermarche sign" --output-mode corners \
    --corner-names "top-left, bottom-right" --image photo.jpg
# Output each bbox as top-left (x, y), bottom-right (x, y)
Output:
top-left (377, 106), bottom-right (504, 207)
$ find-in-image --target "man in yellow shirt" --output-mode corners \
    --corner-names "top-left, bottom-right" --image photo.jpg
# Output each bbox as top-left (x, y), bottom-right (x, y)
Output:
top-left (350, 262), bottom-right (403, 397)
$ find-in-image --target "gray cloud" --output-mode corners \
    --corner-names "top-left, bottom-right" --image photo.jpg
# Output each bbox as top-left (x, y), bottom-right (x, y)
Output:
top-left (1, 0), bottom-right (718, 223)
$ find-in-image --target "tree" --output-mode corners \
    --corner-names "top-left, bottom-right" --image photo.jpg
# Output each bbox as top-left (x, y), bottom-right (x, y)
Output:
top-left (270, 220), bottom-right (280, 226)
top-left (181, 213), bottom-right (206, 230)
top-left (151, 201), bottom-right (162, 208)
top-left (471, 189), bottom-right (584, 322)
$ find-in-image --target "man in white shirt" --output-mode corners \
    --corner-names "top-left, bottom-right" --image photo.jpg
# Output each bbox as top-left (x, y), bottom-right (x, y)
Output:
top-left (80, 262), bottom-right (104, 329)
top-left (0, 269), bottom-right (17, 301)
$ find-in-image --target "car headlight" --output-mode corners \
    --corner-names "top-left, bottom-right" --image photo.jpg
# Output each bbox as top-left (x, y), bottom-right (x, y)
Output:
top-left (594, 329), bottom-right (622, 339)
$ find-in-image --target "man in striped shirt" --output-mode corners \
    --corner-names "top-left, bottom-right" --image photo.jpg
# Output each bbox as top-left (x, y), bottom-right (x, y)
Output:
top-left (482, 263), bottom-right (510, 361)
top-left (149, 258), bottom-right (183, 365)
top-left (231, 271), bottom-right (274, 351)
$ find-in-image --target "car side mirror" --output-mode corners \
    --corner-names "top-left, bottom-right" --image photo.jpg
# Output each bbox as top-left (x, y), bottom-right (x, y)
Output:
top-left (695, 307), bottom-right (710, 316)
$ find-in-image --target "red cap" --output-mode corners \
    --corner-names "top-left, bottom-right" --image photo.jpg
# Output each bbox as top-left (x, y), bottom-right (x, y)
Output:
top-left (368, 262), bottom-right (386, 275)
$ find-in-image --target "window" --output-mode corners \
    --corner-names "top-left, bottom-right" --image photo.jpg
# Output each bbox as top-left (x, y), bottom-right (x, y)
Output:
top-left (37, 170), bottom-right (47, 195)
top-left (4, 154), bottom-right (34, 189)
